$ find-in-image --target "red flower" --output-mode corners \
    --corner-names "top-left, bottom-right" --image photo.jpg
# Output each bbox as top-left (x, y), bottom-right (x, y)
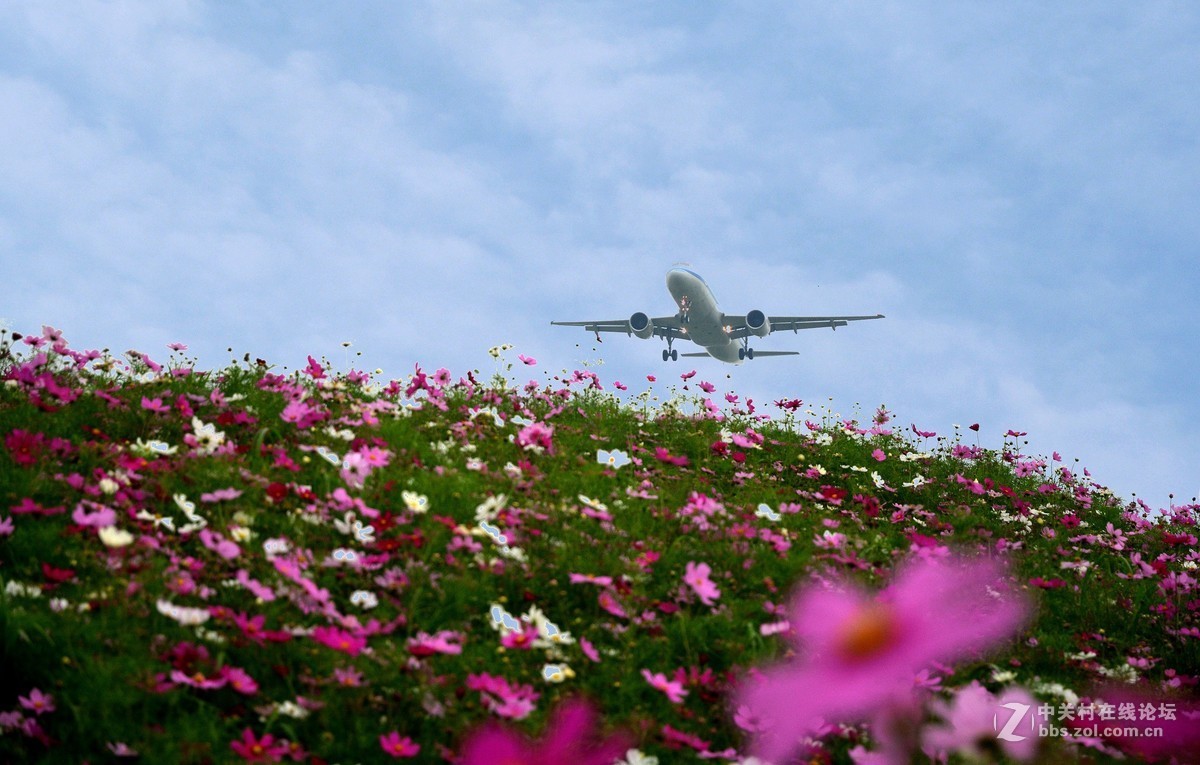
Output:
top-left (230, 728), bottom-right (289, 762)
top-left (41, 561), bottom-right (75, 584)
top-left (4, 429), bottom-right (46, 467)
top-left (265, 483), bottom-right (289, 503)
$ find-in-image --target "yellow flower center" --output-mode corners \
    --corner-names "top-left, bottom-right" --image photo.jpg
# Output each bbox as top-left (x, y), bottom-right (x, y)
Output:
top-left (836, 603), bottom-right (898, 660)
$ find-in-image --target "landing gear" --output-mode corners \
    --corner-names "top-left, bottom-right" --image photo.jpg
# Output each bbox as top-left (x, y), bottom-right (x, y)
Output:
top-left (662, 338), bottom-right (679, 362)
top-left (738, 338), bottom-right (754, 360)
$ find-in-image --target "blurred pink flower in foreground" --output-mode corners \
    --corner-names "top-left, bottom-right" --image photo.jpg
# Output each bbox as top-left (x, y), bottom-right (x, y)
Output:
top-left (736, 554), bottom-right (1029, 764)
top-left (923, 680), bottom-right (1044, 762)
top-left (458, 697), bottom-right (630, 765)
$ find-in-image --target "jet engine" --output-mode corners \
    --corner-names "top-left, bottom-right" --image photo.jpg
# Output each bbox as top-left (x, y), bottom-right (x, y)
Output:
top-left (628, 312), bottom-right (655, 339)
top-left (746, 309), bottom-right (771, 338)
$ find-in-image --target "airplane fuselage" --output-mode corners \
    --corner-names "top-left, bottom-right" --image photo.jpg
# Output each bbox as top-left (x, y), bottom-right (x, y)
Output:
top-left (665, 267), bottom-right (742, 363)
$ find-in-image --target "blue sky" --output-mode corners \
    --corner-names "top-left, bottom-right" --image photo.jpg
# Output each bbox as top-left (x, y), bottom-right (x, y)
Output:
top-left (1, 1), bottom-right (1197, 508)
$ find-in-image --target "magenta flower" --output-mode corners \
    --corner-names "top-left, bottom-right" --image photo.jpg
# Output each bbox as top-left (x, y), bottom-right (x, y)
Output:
top-left (579, 637), bottom-right (601, 663)
top-left (220, 665), bottom-right (260, 695)
top-left (304, 355), bottom-right (326, 379)
top-left (642, 669), bottom-right (688, 703)
top-left (230, 727), bottom-right (289, 762)
top-left (684, 561), bottom-right (721, 606)
top-left (736, 554), bottom-right (1029, 764)
top-left (406, 630), bottom-right (463, 656)
top-left (141, 396), bottom-right (171, 413)
top-left (597, 589), bottom-right (627, 618)
top-left (311, 626), bottom-right (367, 656)
top-left (169, 669), bottom-right (229, 690)
top-left (18, 688), bottom-right (54, 715)
top-left (518, 354), bottom-right (537, 366)
top-left (569, 572), bottom-right (614, 587)
top-left (516, 421), bottom-right (555, 452)
top-left (458, 697), bottom-right (631, 765)
top-left (379, 731), bottom-right (420, 758)
top-left (467, 673), bottom-right (541, 720)
top-left (4, 429), bottom-right (46, 466)
top-left (71, 501), bottom-right (116, 528)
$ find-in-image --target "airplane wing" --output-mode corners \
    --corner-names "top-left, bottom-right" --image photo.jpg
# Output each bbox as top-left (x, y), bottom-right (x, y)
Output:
top-left (551, 317), bottom-right (686, 340)
top-left (724, 314), bottom-right (884, 340)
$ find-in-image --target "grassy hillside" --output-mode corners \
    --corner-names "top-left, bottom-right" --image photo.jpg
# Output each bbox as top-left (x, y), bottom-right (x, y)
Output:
top-left (1, 326), bottom-right (1198, 764)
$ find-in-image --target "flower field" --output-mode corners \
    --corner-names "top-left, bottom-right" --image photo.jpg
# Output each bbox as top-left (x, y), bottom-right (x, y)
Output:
top-left (1, 325), bottom-right (1198, 764)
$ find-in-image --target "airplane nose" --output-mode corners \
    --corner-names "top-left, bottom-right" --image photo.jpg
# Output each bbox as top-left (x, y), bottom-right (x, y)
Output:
top-left (666, 269), bottom-right (687, 292)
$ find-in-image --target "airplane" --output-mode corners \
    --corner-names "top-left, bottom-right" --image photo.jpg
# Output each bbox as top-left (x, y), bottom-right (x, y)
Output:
top-left (552, 266), bottom-right (884, 364)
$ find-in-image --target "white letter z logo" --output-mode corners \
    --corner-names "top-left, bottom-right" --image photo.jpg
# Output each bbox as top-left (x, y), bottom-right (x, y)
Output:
top-left (994, 701), bottom-right (1031, 742)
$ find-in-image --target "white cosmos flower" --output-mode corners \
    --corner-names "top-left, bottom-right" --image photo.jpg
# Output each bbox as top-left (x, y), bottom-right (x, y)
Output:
top-left (334, 511), bottom-right (357, 535)
top-left (615, 749), bottom-right (659, 765)
top-left (229, 526), bottom-right (252, 543)
top-left (156, 599), bottom-right (210, 626)
top-left (402, 491), bottom-right (429, 513)
top-left (578, 495), bottom-right (607, 512)
top-left (5, 581), bottom-right (41, 598)
top-left (98, 526), bottom-right (134, 547)
top-left (474, 494), bottom-right (506, 523)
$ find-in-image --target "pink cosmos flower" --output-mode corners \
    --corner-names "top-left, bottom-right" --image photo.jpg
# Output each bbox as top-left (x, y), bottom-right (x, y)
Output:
top-left (516, 421), bottom-right (555, 452)
top-left (18, 688), bottom-right (54, 715)
top-left (107, 742), bottom-right (138, 757)
top-left (518, 354), bottom-right (537, 366)
top-left (923, 681), bottom-right (1044, 762)
top-left (230, 727), bottom-right (289, 762)
top-left (684, 561), bottom-right (721, 606)
top-left (333, 667), bottom-right (365, 687)
top-left (379, 731), bottom-right (420, 758)
top-left (736, 554), bottom-right (1029, 764)
top-left (304, 355), bottom-right (326, 379)
top-left (579, 637), bottom-right (601, 663)
top-left (467, 672), bottom-right (541, 720)
top-left (5, 429), bottom-right (46, 466)
top-left (598, 589), bottom-right (627, 618)
top-left (642, 669), bottom-right (688, 703)
top-left (200, 528), bottom-right (241, 559)
top-left (654, 447), bottom-right (689, 466)
top-left (311, 626), bottom-right (367, 656)
top-left (220, 665), bottom-right (260, 695)
top-left (500, 623), bottom-right (542, 650)
top-left (406, 630), bottom-right (463, 656)
top-left (170, 669), bottom-right (229, 690)
top-left (0, 515), bottom-right (12, 536)
top-left (569, 573), bottom-right (614, 587)
top-left (141, 396), bottom-right (171, 413)
top-left (71, 502), bottom-right (117, 528)
top-left (200, 487), bottom-right (243, 503)
top-left (458, 697), bottom-right (631, 765)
